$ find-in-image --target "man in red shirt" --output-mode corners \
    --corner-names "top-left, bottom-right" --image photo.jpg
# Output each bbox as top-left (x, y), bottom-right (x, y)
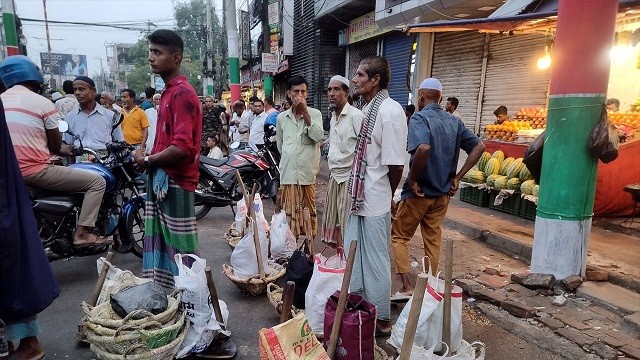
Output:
top-left (133, 29), bottom-right (202, 290)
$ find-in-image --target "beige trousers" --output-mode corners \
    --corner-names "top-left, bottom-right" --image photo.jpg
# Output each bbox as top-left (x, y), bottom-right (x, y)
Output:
top-left (24, 165), bottom-right (106, 227)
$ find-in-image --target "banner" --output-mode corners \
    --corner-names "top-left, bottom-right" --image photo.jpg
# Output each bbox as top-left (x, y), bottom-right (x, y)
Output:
top-left (240, 10), bottom-right (251, 61)
top-left (39, 53), bottom-right (88, 78)
top-left (268, 0), bottom-right (280, 53)
top-left (337, 12), bottom-right (391, 46)
top-left (261, 53), bottom-right (277, 73)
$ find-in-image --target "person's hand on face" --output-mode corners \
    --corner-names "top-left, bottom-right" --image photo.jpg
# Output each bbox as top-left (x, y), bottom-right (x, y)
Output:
top-left (293, 95), bottom-right (307, 114)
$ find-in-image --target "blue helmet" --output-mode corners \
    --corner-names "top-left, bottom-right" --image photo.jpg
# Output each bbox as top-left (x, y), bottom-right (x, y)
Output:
top-left (0, 55), bottom-right (44, 88)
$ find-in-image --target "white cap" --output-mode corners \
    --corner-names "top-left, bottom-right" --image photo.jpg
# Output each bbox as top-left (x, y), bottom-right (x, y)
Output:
top-left (51, 92), bottom-right (63, 101)
top-left (329, 75), bottom-right (350, 88)
top-left (419, 77), bottom-right (442, 92)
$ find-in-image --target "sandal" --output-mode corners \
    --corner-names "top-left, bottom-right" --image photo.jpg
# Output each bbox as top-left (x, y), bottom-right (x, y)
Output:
top-left (73, 236), bottom-right (113, 249)
top-left (390, 291), bottom-right (412, 302)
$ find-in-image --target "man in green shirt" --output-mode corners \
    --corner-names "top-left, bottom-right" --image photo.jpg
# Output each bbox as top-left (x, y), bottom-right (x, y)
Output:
top-left (276, 76), bottom-right (324, 239)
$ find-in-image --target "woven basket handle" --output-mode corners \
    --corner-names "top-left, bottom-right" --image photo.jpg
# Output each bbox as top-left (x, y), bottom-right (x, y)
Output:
top-left (123, 343), bottom-right (149, 358)
top-left (122, 309), bottom-right (154, 323)
top-left (81, 302), bottom-right (94, 316)
top-left (114, 320), bottom-right (162, 337)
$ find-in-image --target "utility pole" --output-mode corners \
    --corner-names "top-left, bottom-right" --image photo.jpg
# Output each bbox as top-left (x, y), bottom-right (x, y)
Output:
top-left (94, 56), bottom-right (105, 92)
top-left (531, 0), bottom-right (618, 279)
top-left (262, 0), bottom-right (273, 98)
top-left (42, 0), bottom-right (55, 88)
top-left (226, 0), bottom-right (240, 103)
top-left (2, 0), bottom-right (19, 56)
top-left (205, 0), bottom-right (214, 96)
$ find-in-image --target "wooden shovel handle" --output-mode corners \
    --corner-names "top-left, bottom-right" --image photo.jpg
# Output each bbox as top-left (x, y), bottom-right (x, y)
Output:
top-left (89, 251), bottom-right (114, 306)
top-left (327, 240), bottom-right (357, 359)
top-left (443, 239), bottom-right (454, 349)
top-left (205, 267), bottom-right (225, 328)
top-left (399, 273), bottom-right (429, 360)
top-left (248, 183), bottom-right (266, 277)
top-left (280, 281), bottom-right (295, 324)
top-left (275, 188), bottom-right (283, 213)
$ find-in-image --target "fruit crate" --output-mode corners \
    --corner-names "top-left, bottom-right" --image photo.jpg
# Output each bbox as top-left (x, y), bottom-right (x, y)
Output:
top-left (459, 187), bottom-right (490, 207)
top-left (519, 197), bottom-right (537, 221)
top-left (489, 190), bottom-right (521, 216)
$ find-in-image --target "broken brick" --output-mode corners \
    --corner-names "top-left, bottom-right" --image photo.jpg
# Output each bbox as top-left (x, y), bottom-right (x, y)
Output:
top-left (537, 317), bottom-right (565, 330)
top-left (555, 327), bottom-right (596, 347)
top-left (585, 269), bottom-right (609, 282)
top-left (511, 272), bottom-right (527, 284)
top-left (500, 300), bottom-right (537, 318)
top-left (563, 275), bottom-right (583, 292)
top-left (475, 274), bottom-right (508, 289)
top-left (620, 345), bottom-right (640, 360)
top-left (454, 279), bottom-right (481, 296)
top-left (590, 342), bottom-right (618, 360)
top-left (590, 306), bottom-right (622, 322)
top-left (552, 313), bottom-right (591, 330)
top-left (475, 288), bottom-right (508, 306)
top-left (521, 273), bottom-right (556, 290)
top-left (504, 283), bottom-right (537, 298)
top-left (483, 266), bottom-right (506, 277)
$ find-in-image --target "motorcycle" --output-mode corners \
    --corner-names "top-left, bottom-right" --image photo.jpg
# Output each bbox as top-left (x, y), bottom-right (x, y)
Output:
top-left (32, 120), bottom-right (147, 261)
top-left (194, 134), bottom-right (280, 219)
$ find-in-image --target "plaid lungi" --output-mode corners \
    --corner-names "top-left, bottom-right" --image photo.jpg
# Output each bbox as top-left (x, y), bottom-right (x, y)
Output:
top-left (321, 176), bottom-right (349, 245)
top-left (280, 184), bottom-right (317, 240)
top-left (142, 179), bottom-right (199, 290)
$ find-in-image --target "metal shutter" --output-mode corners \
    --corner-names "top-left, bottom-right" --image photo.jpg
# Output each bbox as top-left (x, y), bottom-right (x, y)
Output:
top-left (383, 32), bottom-right (416, 106)
top-left (481, 33), bottom-right (551, 130)
top-left (347, 39), bottom-right (379, 110)
top-left (291, 0), bottom-right (316, 105)
top-left (315, 25), bottom-right (345, 114)
top-left (431, 31), bottom-right (486, 132)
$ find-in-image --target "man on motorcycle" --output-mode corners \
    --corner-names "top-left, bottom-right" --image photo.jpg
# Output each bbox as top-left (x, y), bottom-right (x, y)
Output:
top-left (64, 76), bottom-right (124, 158)
top-left (0, 55), bottom-right (112, 248)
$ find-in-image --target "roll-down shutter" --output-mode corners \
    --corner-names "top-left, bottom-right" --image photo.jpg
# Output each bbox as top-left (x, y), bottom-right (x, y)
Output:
top-left (431, 31), bottom-right (485, 131)
top-left (348, 39), bottom-right (379, 110)
top-left (383, 32), bottom-right (416, 106)
top-left (481, 33), bottom-right (551, 131)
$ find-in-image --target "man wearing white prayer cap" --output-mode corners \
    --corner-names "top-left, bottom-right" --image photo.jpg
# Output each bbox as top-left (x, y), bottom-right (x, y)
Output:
top-left (321, 75), bottom-right (364, 246)
top-left (390, 77), bottom-right (485, 295)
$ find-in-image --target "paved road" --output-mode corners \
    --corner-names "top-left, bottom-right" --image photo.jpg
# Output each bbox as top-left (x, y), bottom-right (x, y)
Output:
top-left (37, 158), bottom-right (564, 359)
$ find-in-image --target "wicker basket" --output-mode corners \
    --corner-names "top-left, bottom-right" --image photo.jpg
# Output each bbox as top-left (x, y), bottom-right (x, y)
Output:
top-left (82, 292), bottom-right (181, 330)
top-left (85, 312), bottom-right (186, 355)
top-left (223, 222), bottom-right (243, 249)
top-left (222, 261), bottom-right (286, 296)
top-left (266, 283), bottom-right (304, 318)
top-left (89, 319), bottom-right (189, 360)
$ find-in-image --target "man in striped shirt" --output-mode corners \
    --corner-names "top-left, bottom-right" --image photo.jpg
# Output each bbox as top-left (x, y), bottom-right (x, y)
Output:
top-left (64, 76), bottom-right (124, 156)
top-left (0, 56), bottom-right (112, 248)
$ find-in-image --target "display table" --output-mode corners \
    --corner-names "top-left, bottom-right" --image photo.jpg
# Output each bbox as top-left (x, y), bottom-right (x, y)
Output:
top-left (483, 139), bottom-right (640, 218)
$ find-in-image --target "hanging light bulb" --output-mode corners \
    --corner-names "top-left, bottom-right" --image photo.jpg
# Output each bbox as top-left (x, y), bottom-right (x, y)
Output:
top-left (537, 46), bottom-right (551, 70)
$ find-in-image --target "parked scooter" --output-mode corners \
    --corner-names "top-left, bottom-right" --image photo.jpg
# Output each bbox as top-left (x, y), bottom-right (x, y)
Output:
top-left (32, 121), bottom-right (146, 261)
top-left (195, 136), bottom-right (280, 219)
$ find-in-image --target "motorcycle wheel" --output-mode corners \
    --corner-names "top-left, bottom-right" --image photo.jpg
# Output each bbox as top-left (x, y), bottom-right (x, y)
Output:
top-left (195, 178), bottom-right (212, 220)
top-left (128, 201), bottom-right (146, 258)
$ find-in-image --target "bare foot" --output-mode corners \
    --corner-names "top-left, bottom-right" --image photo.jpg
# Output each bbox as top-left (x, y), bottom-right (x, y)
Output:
top-left (8, 337), bottom-right (44, 360)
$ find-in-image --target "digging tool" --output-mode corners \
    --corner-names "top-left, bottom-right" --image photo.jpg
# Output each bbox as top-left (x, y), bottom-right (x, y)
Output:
top-left (279, 281), bottom-right (295, 323)
top-left (76, 251), bottom-right (114, 342)
top-left (398, 273), bottom-right (429, 360)
top-left (442, 239), bottom-right (454, 350)
top-left (197, 267), bottom-right (237, 359)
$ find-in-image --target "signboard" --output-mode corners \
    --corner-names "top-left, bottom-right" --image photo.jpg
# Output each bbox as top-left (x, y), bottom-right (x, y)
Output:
top-left (268, 0), bottom-right (280, 53)
top-left (337, 12), bottom-right (391, 47)
top-left (40, 53), bottom-right (88, 77)
top-left (276, 58), bottom-right (289, 74)
top-left (261, 53), bottom-right (277, 73)
top-left (240, 10), bottom-right (251, 61)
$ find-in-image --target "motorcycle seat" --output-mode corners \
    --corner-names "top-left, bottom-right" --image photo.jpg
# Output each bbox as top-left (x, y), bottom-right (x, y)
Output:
top-left (27, 186), bottom-right (84, 200)
top-left (200, 155), bottom-right (228, 167)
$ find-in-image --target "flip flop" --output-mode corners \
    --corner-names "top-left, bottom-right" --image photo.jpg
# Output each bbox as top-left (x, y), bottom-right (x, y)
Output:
top-left (390, 291), bottom-right (412, 303)
top-left (73, 238), bottom-right (113, 249)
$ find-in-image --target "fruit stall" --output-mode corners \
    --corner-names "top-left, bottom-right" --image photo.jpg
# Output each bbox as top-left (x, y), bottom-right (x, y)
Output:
top-left (468, 107), bottom-right (640, 219)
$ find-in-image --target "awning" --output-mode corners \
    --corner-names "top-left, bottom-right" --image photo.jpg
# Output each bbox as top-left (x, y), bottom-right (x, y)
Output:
top-left (406, 0), bottom-right (640, 34)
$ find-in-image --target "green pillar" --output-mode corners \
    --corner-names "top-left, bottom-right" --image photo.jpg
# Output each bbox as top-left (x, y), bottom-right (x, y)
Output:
top-left (531, 0), bottom-right (618, 279)
top-left (263, 74), bottom-right (273, 98)
top-left (2, 0), bottom-right (19, 56)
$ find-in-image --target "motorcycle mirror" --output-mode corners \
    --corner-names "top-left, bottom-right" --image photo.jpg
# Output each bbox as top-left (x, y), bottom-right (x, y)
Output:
top-left (58, 120), bottom-right (69, 133)
top-left (230, 141), bottom-right (240, 150)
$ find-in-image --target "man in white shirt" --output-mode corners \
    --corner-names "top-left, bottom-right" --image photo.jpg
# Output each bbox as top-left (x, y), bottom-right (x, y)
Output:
top-left (346, 56), bottom-right (408, 336)
top-left (145, 93), bottom-right (161, 152)
top-left (322, 75), bottom-right (363, 245)
top-left (446, 96), bottom-right (463, 122)
top-left (248, 98), bottom-right (266, 152)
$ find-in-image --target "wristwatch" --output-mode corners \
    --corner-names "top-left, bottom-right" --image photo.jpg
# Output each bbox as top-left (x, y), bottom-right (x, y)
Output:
top-left (143, 156), bottom-right (152, 168)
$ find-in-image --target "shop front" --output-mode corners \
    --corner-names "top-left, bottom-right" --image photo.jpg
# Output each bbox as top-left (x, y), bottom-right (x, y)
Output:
top-left (409, 7), bottom-right (640, 220)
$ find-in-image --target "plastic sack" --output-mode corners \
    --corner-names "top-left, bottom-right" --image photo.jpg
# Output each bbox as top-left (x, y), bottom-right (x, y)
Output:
top-left (236, 194), bottom-right (270, 233)
top-left (109, 282), bottom-right (168, 319)
top-left (96, 257), bottom-right (150, 305)
top-left (174, 254), bottom-right (214, 358)
top-left (230, 223), bottom-right (270, 279)
top-left (588, 106), bottom-right (620, 164)
top-left (259, 313), bottom-right (329, 360)
top-left (323, 291), bottom-right (376, 360)
top-left (270, 211), bottom-right (296, 259)
top-left (304, 250), bottom-right (346, 337)
top-left (522, 131), bottom-right (545, 184)
top-left (399, 341), bottom-right (485, 360)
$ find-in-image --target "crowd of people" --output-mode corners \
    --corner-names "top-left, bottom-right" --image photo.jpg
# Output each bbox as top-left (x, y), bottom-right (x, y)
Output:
top-left (0, 27), bottom-right (487, 358)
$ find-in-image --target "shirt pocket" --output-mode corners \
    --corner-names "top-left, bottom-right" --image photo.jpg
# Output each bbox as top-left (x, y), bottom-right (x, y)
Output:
top-left (301, 131), bottom-right (315, 145)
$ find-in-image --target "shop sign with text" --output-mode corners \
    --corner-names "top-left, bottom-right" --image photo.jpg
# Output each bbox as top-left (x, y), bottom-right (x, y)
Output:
top-left (338, 12), bottom-right (391, 46)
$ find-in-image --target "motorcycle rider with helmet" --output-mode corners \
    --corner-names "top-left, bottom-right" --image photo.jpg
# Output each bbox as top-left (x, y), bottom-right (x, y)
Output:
top-left (0, 55), bottom-right (112, 249)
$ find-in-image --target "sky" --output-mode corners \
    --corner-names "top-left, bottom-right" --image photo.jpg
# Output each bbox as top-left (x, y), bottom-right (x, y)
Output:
top-left (16, 0), bottom-right (229, 77)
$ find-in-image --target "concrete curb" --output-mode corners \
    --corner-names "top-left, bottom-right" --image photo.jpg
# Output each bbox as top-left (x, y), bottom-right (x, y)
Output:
top-left (444, 216), bottom-right (640, 294)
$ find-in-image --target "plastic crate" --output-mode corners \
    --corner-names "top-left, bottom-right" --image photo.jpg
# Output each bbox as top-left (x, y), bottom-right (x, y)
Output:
top-left (489, 190), bottom-right (521, 216)
top-left (519, 197), bottom-right (537, 221)
top-left (459, 187), bottom-right (490, 207)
